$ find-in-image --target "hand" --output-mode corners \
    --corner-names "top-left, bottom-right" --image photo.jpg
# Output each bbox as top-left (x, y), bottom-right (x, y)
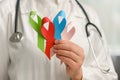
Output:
top-left (53, 40), bottom-right (85, 80)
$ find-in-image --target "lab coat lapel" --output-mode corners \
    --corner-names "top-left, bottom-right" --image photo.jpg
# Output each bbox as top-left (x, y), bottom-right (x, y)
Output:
top-left (19, 0), bottom-right (38, 42)
top-left (20, 0), bottom-right (37, 14)
top-left (19, 0), bottom-right (49, 59)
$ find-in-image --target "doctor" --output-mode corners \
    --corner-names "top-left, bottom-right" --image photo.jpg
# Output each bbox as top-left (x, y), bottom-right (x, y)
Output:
top-left (0, 0), bottom-right (118, 80)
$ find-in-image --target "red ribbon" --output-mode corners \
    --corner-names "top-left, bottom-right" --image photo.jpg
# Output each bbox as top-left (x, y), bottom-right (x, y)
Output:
top-left (41, 17), bottom-right (55, 59)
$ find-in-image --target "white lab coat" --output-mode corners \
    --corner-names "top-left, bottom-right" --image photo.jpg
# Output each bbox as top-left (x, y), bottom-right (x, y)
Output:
top-left (0, 0), bottom-right (118, 80)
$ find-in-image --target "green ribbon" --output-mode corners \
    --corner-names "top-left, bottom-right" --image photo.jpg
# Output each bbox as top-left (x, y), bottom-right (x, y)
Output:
top-left (29, 11), bottom-right (44, 52)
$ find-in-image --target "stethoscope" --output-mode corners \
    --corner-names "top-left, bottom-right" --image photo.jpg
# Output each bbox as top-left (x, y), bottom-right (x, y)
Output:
top-left (9, 0), bottom-right (23, 42)
top-left (9, 0), bottom-right (110, 73)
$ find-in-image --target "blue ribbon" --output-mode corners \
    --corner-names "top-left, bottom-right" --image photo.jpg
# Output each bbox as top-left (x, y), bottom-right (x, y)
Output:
top-left (53, 10), bottom-right (66, 40)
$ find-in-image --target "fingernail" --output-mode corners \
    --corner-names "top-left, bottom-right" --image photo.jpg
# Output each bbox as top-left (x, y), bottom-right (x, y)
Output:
top-left (55, 40), bottom-right (60, 44)
top-left (54, 45), bottom-right (58, 49)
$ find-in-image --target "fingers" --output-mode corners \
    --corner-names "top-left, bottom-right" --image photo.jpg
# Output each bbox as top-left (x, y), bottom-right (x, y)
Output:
top-left (53, 49), bottom-right (80, 63)
top-left (53, 40), bottom-right (85, 65)
top-left (54, 40), bottom-right (84, 57)
top-left (56, 54), bottom-right (83, 75)
top-left (56, 55), bottom-right (76, 69)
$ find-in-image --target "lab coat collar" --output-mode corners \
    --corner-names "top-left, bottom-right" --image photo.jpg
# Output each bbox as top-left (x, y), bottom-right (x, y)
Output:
top-left (20, 0), bottom-right (68, 14)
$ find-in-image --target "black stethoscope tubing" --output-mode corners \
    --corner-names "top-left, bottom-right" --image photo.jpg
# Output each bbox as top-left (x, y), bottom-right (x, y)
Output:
top-left (14, 0), bottom-right (20, 33)
top-left (9, 0), bottom-right (23, 42)
top-left (75, 0), bottom-right (102, 37)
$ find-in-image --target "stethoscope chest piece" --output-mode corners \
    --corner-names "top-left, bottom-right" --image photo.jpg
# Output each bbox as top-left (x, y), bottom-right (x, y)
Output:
top-left (9, 32), bottom-right (23, 42)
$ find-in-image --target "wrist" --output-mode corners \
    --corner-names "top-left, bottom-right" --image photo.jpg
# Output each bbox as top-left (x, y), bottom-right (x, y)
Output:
top-left (71, 68), bottom-right (83, 80)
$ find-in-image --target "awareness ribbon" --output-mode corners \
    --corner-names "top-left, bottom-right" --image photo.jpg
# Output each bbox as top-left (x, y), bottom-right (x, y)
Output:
top-left (29, 11), bottom-right (44, 52)
top-left (41, 17), bottom-right (55, 59)
top-left (53, 10), bottom-right (66, 40)
top-left (61, 22), bottom-right (75, 64)
top-left (29, 10), bottom-right (75, 60)
top-left (62, 22), bottom-right (75, 40)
